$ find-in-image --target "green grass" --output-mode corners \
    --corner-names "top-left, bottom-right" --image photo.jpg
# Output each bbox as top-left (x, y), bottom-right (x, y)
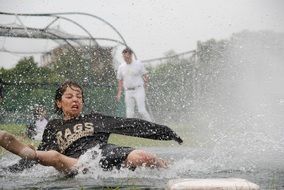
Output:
top-left (0, 124), bottom-right (27, 136)
top-left (0, 124), bottom-right (37, 155)
top-left (109, 134), bottom-right (179, 147)
top-left (109, 123), bottom-right (191, 147)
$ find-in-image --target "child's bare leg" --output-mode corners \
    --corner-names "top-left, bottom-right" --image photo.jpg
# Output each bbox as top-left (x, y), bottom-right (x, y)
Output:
top-left (0, 131), bottom-right (78, 173)
top-left (125, 150), bottom-right (168, 169)
top-left (36, 150), bottom-right (78, 173)
top-left (0, 131), bottom-right (36, 159)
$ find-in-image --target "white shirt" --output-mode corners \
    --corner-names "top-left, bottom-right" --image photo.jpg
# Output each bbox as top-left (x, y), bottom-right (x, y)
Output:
top-left (117, 60), bottom-right (147, 89)
top-left (34, 118), bottom-right (48, 141)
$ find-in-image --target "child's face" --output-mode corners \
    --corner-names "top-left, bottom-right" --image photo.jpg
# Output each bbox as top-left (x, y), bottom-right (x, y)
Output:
top-left (56, 86), bottom-right (83, 120)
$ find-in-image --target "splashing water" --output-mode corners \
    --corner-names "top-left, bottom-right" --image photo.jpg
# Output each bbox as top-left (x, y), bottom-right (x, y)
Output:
top-left (1, 31), bottom-right (284, 189)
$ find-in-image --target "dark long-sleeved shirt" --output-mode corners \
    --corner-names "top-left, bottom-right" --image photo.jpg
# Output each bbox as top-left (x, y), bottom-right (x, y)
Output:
top-left (4, 112), bottom-right (183, 172)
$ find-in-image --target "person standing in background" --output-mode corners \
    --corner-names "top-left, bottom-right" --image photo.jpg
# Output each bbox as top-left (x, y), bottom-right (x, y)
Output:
top-left (116, 48), bottom-right (152, 121)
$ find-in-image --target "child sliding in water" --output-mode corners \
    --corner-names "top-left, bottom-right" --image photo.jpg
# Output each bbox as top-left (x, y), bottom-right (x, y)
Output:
top-left (1, 80), bottom-right (183, 175)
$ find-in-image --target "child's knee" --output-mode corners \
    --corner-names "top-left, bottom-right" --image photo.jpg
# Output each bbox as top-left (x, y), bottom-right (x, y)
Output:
top-left (0, 131), bottom-right (15, 143)
top-left (127, 150), bottom-right (155, 165)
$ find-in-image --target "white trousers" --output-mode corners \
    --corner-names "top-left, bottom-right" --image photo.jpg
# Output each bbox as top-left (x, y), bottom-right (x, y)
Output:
top-left (124, 86), bottom-right (151, 121)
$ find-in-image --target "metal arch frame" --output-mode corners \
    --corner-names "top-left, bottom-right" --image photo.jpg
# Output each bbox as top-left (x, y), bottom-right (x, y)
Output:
top-left (47, 15), bottom-right (98, 47)
top-left (40, 30), bottom-right (80, 58)
top-left (50, 12), bottom-right (128, 47)
top-left (44, 12), bottom-right (136, 58)
top-left (0, 12), bottom-right (97, 47)
top-left (0, 37), bottom-right (128, 55)
top-left (0, 11), bottom-right (127, 47)
top-left (0, 25), bottom-right (81, 57)
top-left (0, 11), bottom-right (136, 58)
top-left (141, 50), bottom-right (196, 64)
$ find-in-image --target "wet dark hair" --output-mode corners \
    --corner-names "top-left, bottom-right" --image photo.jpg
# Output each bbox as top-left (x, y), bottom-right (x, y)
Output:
top-left (54, 80), bottom-right (84, 114)
top-left (122, 47), bottom-right (133, 54)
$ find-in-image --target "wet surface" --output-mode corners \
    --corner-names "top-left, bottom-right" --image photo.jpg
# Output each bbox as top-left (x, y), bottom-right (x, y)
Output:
top-left (1, 147), bottom-right (283, 189)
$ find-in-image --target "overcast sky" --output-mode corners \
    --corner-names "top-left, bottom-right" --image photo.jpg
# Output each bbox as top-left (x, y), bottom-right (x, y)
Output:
top-left (0, 0), bottom-right (283, 69)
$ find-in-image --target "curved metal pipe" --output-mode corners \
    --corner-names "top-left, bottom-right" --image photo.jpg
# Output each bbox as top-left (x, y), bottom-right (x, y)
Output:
top-left (0, 11), bottom-right (138, 58)
top-left (47, 15), bottom-right (98, 47)
top-left (141, 50), bottom-right (196, 63)
top-left (0, 37), bottom-right (127, 55)
top-left (0, 11), bottom-right (127, 47)
top-left (0, 25), bottom-right (79, 55)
